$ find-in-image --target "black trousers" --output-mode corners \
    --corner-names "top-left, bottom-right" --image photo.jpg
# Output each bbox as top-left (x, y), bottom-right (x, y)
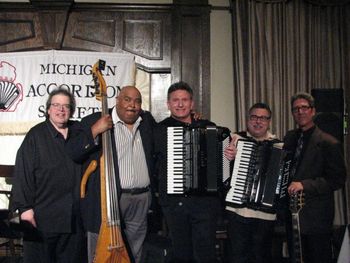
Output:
top-left (289, 233), bottom-right (333, 263)
top-left (226, 212), bottom-right (275, 263)
top-left (162, 197), bottom-right (220, 263)
top-left (285, 212), bottom-right (333, 263)
top-left (23, 220), bottom-right (86, 263)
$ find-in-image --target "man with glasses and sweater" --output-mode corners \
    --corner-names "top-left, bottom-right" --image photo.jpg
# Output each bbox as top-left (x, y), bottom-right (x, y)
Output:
top-left (224, 102), bottom-right (281, 263)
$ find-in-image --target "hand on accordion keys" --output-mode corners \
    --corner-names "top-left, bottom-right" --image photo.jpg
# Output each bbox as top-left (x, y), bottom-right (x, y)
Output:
top-left (224, 133), bottom-right (243, 161)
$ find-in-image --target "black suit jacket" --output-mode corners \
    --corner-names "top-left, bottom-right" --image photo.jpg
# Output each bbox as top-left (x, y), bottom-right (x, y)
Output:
top-left (283, 126), bottom-right (346, 234)
top-left (66, 110), bottom-right (156, 233)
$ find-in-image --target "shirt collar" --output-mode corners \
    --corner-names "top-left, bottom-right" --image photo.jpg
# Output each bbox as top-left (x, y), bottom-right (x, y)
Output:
top-left (45, 119), bottom-right (64, 138)
top-left (299, 125), bottom-right (316, 138)
top-left (246, 130), bottom-right (276, 141)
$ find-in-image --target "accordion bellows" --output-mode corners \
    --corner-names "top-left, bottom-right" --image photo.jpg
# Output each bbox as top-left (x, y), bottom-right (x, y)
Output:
top-left (0, 80), bottom-right (21, 111)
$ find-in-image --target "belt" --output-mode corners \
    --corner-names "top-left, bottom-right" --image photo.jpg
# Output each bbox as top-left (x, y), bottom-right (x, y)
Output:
top-left (121, 187), bottom-right (149, 195)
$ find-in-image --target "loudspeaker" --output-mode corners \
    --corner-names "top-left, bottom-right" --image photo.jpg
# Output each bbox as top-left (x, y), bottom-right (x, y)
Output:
top-left (311, 89), bottom-right (344, 113)
top-left (311, 89), bottom-right (344, 142)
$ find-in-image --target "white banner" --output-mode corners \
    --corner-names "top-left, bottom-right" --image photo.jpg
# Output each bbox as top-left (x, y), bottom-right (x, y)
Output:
top-left (0, 50), bottom-right (135, 135)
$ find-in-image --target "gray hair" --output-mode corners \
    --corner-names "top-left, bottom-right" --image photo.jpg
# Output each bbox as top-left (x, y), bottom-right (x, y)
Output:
top-left (290, 92), bottom-right (315, 109)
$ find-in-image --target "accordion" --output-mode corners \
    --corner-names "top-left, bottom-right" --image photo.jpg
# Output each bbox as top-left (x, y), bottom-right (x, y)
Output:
top-left (225, 139), bottom-right (292, 212)
top-left (167, 126), bottom-right (231, 195)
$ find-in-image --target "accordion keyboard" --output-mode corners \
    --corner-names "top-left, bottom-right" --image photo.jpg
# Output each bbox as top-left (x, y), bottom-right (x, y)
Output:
top-left (167, 126), bottom-right (231, 195)
top-left (225, 140), bottom-right (257, 204)
top-left (167, 127), bottom-right (185, 194)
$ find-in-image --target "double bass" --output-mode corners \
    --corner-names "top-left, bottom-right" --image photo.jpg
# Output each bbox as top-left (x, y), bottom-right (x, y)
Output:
top-left (81, 60), bottom-right (131, 263)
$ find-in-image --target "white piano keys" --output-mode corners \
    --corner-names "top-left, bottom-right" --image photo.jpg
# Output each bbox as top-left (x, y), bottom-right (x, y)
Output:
top-left (226, 140), bottom-right (256, 204)
top-left (167, 127), bottom-right (185, 194)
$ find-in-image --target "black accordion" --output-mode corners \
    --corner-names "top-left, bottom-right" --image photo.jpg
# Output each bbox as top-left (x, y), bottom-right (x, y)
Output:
top-left (225, 139), bottom-right (292, 212)
top-left (167, 126), bottom-right (231, 195)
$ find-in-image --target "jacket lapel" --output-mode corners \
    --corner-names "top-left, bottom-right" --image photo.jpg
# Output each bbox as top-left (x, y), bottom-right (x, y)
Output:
top-left (295, 127), bottom-right (321, 179)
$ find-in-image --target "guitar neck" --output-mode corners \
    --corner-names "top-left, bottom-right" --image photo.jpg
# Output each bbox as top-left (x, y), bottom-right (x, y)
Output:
top-left (291, 212), bottom-right (303, 263)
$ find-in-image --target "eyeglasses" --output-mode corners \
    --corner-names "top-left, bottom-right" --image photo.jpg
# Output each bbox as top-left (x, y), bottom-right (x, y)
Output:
top-left (249, 115), bottom-right (270, 122)
top-left (50, 103), bottom-right (71, 110)
top-left (292, 105), bottom-right (312, 113)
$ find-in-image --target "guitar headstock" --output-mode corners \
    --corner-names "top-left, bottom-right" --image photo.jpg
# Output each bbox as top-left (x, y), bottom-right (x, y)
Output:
top-left (92, 60), bottom-right (107, 101)
top-left (290, 191), bottom-right (305, 214)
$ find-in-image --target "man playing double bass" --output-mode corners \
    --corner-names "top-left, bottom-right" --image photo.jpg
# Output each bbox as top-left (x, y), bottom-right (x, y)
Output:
top-left (66, 86), bottom-right (156, 263)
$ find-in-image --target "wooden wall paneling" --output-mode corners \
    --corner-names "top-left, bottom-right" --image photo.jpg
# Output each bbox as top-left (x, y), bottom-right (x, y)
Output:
top-left (36, 10), bottom-right (71, 49)
top-left (31, 0), bottom-right (73, 49)
top-left (0, 10), bottom-right (43, 52)
top-left (63, 11), bottom-right (119, 52)
top-left (63, 6), bottom-right (172, 72)
top-left (123, 12), bottom-right (172, 72)
top-left (171, 4), bottom-right (211, 118)
top-left (0, 1), bottom-right (74, 51)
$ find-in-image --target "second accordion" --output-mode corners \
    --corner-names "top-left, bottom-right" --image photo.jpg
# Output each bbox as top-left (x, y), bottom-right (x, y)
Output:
top-left (225, 139), bottom-right (292, 212)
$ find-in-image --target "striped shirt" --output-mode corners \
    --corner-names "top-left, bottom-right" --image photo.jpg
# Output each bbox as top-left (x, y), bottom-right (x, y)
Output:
top-left (112, 108), bottom-right (150, 189)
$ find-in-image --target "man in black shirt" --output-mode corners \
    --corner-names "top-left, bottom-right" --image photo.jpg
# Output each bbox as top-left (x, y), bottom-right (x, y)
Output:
top-left (155, 81), bottom-right (228, 263)
top-left (11, 88), bottom-right (85, 263)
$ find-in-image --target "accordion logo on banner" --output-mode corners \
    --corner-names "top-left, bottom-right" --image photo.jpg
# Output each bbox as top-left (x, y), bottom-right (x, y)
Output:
top-left (0, 61), bottom-right (23, 112)
top-left (0, 50), bottom-right (135, 135)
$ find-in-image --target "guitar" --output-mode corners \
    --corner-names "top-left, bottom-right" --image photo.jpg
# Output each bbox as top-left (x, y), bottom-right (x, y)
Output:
top-left (81, 60), bottom-right (131, 263)
top-left (289, 191), bottom-right (305, 263)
